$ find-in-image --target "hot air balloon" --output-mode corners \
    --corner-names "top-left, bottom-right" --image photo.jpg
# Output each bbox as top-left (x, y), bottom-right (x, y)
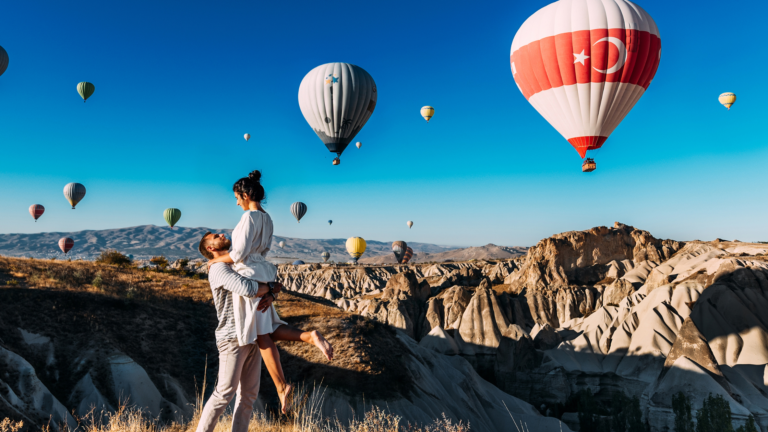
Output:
top-left (279, 241), bottom-right (286, 249)
top-left (0, 45), bottom-right (9, 77)
top-left (407, 221), bottom-right (413, 229)
top-left (402, 247), bottom-right (414, 264)
top-left (298, 62), bottom-right (377, 165)
top-left (164, 208), bottom-right (182, 228)
top-left (59, 238), bottom-right (74, 254)
top-left (63, 183), bottom-right (86, 209)
top-left (346, 237), bottom-right (367, 264)
top-left (510, 0), bottom-right (661, 172)
top-left (291, 202), bottom-right (307, 223)
top-left (392, 241), bottom-right (408, 263)
top-left (293, 260), bottom-right (305, 265)
top-left (420, 106), bottom-right (435, 122)
top-left (29, 204), bottom-right (44, 222)
top-left (77, 82), bottom-right (95, 103)
top-left (321, 251), bottom-right (330, 263)
top-left (244, 133), bottom-right (251, 141)
top-left (719, 93), bottom-right (736, 110)
top-left (127, 254), bottom-right (134, 261)
top-left (356, 142), bottom-right (362, 149)
top-left (328, 220), bottom-right (333, 225)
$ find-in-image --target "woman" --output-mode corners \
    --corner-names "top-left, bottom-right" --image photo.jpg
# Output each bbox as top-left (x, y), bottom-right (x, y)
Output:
top-left (206, 170), bottom-right (333, 413)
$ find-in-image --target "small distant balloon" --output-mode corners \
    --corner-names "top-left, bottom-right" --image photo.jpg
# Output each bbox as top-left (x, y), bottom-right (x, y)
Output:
top-left (421, 106), bottom-right (434, 122)
top-left (77, 82), bottom-right (95, 103)
top-left (407, 221), bottom-right (413, 229)
top-left (29, 204), bottom-right (44, 222)
top-left (402, 246), bottom-right (413, 264)
top-left (164, 208), bottom-right (182, 228)
top-left (328, 220), bottom-right (333, 225)
top-left (356, 142), bottom-right (362, 149)
top-left (293, 260), bottom-right (305, 266)
top-left (59, 237), bottom-right (74, 254)
top-left (63, 183), bottom-right (86, 209)
top-left (291, 202), bottom-right (307, 223)
top-left (279, 241), bottom-right (286, 249)
top-left (244, 133), bottom-right (251, 141)
top-left (392, 241), bottom-right (407, 263)
top-left (719, 93), bottom-right (736, 110)
top-left (321, 251), bottom-right (330, 263)
top-left (346, 237), bottom-right (367, 264)
top-left (0, 45), bottom-right (9, 77)
top-left (127, 254), bottom-right (134, 260)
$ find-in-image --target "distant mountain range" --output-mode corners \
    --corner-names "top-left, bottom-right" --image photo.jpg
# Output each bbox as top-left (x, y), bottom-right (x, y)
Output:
top-left (359, 244), bottom-right (528, 264)
top-left (0, 225), bottom-right (511, 263)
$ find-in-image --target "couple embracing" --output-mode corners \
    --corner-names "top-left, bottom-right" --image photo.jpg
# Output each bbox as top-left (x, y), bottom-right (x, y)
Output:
top-left (195, 170), bottom-right (333, 432)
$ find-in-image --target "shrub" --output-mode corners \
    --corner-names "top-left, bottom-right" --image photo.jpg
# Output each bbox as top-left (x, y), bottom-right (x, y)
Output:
top-left (696, 393), bottom-right (733, 432)
top-left (92, 272), bottom-right (103, 289)
top-left (673, 392), bottom-right (694, 432)
top-left (150, 256), bottom-right (169, 270)
top-left (96, 249), bottom-right (132, 266)
top-left (6, 279), bottom-right (18, 286)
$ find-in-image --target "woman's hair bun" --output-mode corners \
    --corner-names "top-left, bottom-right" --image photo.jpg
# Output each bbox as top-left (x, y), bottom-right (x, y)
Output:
top-left (248, 170), bottom-right (262, 183)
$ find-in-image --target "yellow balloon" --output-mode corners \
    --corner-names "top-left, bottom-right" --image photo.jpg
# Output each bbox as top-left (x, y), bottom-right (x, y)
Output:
top-left (718, 93), bottom-right (736, 110)
top-left (346, 237), bottom-right (367, 263)
top-left (420, 106), bottom-right (435, 122)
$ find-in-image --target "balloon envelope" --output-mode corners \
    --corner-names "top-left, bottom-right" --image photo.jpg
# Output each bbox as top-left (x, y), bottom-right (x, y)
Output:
top-left (510, 0), bottom-right (661, 158)
top-left (407, 221), bottom-right (413, 229)
top-left (291, 202), bottom-right (307, 223)
top-left (298, 62), bottom-right (377, 157)
top-left (293, 260), bottom-right (305, 265)
top-left (29, 204), bottom-right (44, 221)
top-left (392, 241), bottom-right (407, 263)
top-left (328, 220), bottom-right (333, 225)
top-left (244, 133), bottom-right (251, 141)
top-left (59, 237), bottom-right (74, 254)
top-left (719, 92), bottom-right (736, 110)
top-left (164, 208), bottom-right (182, 227)
top-left (402, 246), bottom-right (414, 264)
top-left (421, 106), bottom-right (434, 122)
top-left (0, 46), bottom-right (9, 77)
top-left (77, 82), bottom-right (95, 102)
top-left (63, 183), bottom-right (86, 209)
top-left (346, 237), bottom-right (367, 263)
top-left (356, 142), bottom-right (362, 149)
top-left (321, 251), bottom-right (330, 262)
top-left (278, 241), bottom-right (286, 248)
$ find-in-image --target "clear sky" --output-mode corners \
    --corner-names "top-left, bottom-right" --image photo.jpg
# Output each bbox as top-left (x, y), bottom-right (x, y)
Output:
top-left (0, 0), bottom-right (765, 247)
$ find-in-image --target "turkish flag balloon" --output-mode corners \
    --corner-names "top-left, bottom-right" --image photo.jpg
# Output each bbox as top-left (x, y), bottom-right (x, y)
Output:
top-left (510, 0), bottom-right (661, 158)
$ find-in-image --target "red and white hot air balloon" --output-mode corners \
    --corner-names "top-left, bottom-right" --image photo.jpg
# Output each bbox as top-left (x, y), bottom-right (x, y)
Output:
top-left (29, 204), bottom-right (45, 222)
top-left (59, 237), bottom-right (74, 254)
top-left (510, 0), bottom-right (661, 171)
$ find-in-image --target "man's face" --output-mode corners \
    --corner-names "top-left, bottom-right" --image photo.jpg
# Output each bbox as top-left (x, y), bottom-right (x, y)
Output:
top-left (206, 233), bottom-right (231, 253)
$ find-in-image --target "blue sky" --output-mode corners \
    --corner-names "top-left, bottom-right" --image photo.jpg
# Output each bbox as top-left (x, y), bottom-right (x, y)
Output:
top-left (0, 0), bottom-right (765, 247)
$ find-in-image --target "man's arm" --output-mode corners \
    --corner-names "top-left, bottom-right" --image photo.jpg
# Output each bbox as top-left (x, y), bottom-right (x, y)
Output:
top-left (209, 263), bottom-right (269, 298)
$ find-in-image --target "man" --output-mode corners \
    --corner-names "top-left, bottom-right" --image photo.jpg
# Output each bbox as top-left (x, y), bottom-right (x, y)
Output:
top-left (195, 232), bottom-right (334, 431)
top-left (195, 232), bottom-right (280, 432)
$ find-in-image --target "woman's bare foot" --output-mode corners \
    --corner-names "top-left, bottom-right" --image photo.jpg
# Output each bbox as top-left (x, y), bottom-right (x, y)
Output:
top-left (311, 330), bottom-right (334, 361)
top-left (278, 383), bottom-right (294, 414)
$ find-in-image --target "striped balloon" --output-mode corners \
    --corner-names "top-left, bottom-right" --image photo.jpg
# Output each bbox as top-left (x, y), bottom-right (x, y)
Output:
top-left (29, 204), bottom-right (45, 222)
top-left (0, 45), bottom-right (9, 77)
top-left (59, 237), bottom-right (74, 254)
top-left (298, 62), bottom-right (377, 161)
top-left (719, 92), bottom-right (736, 110)
top-left (402, 246), bottom-right (414, 264)
top-left (392, 241), bottom-right (407, 263)
top-left (420, 106), bottom-right (434, 122)
top-left (321, 251), bottom-right (330, 262)
top-left (164, 208), bottom-right (182, 227)
top-left (510, 0), bottom-right (661, 159)
top-left (63, 183), bottom-right (86, 209)
top-left (77, 82), bottom-right (95, 103)
top-left (291, 202), bottom-right (307, 223)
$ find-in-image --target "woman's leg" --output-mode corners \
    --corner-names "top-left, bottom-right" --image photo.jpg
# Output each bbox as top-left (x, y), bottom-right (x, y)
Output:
top-left (270, 325), bottom-right (334, 361)
top-left (256, 334), bottom-right (293, 413)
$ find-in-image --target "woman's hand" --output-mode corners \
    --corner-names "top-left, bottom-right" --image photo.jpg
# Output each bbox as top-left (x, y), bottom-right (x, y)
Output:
top-left (258, 293), bottom-right (274, 313)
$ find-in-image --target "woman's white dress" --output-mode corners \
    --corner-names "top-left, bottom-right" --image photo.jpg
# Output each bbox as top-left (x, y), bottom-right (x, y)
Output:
top-left (230, 210), bottom-right (286, 346)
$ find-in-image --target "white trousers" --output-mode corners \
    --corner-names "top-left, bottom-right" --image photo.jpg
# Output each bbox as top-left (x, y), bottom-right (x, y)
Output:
top-left (195, 339), bottom-right (262, 432)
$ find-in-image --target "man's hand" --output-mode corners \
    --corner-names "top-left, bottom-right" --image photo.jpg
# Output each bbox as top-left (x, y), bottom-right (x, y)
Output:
top-left (258, 294), bottom-right (274, 313)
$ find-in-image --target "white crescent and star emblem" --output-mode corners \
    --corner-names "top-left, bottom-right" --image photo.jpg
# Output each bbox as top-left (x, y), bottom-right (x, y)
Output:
top-left (592, 37), bottom-right (626, 74)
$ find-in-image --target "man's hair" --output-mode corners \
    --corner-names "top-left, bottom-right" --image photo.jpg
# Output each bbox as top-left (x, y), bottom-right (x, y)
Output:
top-left (198, 231), bottom-right (214, 260)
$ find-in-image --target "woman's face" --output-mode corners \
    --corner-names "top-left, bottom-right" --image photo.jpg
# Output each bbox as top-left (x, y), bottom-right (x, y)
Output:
top-left (235, 192), bottom-right (250, 211)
